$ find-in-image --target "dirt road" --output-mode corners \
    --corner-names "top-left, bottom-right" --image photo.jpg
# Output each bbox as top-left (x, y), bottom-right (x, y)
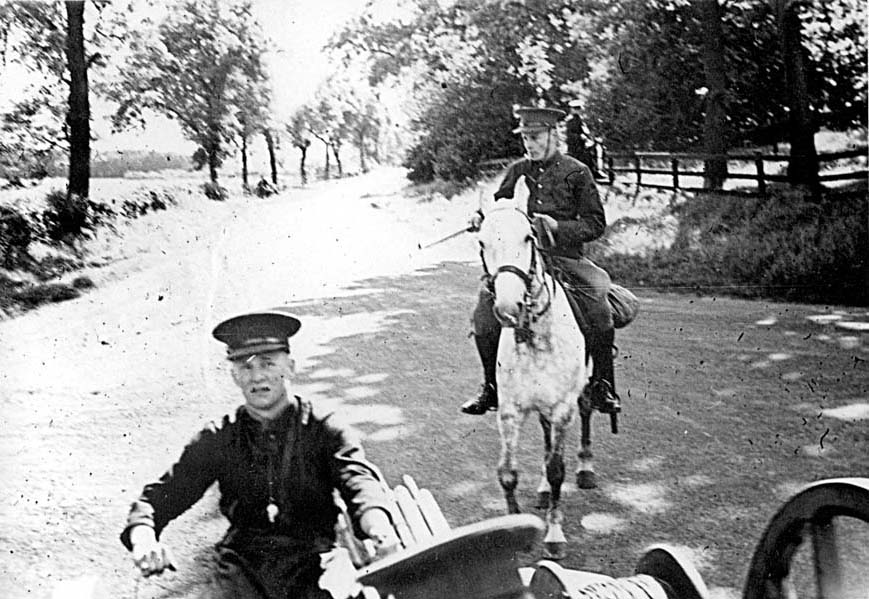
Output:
top-left (1, 169), bottom-right (867, 599)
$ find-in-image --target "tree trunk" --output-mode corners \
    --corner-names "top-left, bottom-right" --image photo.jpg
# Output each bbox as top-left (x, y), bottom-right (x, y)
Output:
top-left (323, 142), bottom-right (330, 180)
top-left (358, 130), bottom-right (367, 173)
top-left (332, 143), bottom-right (342, 177)
top-left (299, 145), bottom-right (308, 185)
top-left (207, 145), bottom-right (219, 183)
top-left (264, 128), bottom-right (278, 185)
top-left (241, 131), bottom-right (249, 191)
top-left (700, 0), bottom-right (728, 189)
top-left (777, 0), bottom-right (819, 191)
top-left (65, 1), bottom-right (89, 198)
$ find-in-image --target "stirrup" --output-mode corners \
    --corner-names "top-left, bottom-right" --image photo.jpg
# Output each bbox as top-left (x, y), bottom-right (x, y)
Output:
top-left (590, 379), bottom-right (621, 415)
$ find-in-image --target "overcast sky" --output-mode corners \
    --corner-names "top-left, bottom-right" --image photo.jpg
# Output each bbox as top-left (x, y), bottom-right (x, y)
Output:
top-left (1, 0), bottom-right (383, 153)
top-left (0, 1), bottom-right (421, 155)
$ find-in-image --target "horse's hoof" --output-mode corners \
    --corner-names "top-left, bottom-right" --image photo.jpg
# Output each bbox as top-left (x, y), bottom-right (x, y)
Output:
top-left (543, 542), bottom-right (567, 561)
top-left (577, 470), bottom-right (597, 489)
top-left (535, 491), bottom-right (551, 509)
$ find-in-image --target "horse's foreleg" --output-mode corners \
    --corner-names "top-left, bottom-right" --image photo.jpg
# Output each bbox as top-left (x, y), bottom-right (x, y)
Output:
top-left (577, 390), bottom-right (597, 489)
top-left (543, 420), bottom-right (569, 560)
top-left (536, 415), bottom-right (552, 508)
top-left (497, 409), bottom-right (523, 514)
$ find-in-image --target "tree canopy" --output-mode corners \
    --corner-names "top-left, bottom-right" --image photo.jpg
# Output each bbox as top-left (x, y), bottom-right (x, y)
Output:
top-left (106, 0), bottom-right (269, 183)
top-left (2, 0), bottom-right (864, 189)
top-left (330, 0), bottom-right (867, 182)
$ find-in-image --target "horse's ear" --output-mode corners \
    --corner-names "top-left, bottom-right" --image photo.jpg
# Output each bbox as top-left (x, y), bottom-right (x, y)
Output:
top-left (513, 175), bottom-right (530, 213)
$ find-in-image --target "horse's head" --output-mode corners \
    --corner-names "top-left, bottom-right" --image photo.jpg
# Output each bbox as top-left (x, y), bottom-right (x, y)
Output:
top-left (478, 177), bottom-right (541, 328)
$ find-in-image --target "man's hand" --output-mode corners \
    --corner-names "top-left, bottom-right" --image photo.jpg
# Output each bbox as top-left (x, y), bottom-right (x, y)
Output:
top-left (468, 210), bottom-right (484, 232)
top-left (360, 509), bottom-right (401, 560)
top-left (371, 531), bottom-right (401, 560)
top-left (532, 214), bottom-right (558, 249)
top-left (129, 525), bottom-right (176, 578)
top-left (533, 214), bottom-right (558, 233)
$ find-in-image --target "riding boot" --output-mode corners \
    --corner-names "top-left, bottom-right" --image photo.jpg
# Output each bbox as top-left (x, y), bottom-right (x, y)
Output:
top-left (588, 328), bottom-right (621, 414)
top-left (460, 333), bottom-right (499, 415)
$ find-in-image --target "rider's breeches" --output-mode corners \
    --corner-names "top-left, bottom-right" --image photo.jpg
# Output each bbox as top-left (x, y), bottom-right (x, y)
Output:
top-left (552, 256), bottom-right (614, 336)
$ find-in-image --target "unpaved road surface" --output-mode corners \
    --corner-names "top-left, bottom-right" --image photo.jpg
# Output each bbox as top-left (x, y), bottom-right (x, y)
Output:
top-left (1, 169), bottom-right (867, 599)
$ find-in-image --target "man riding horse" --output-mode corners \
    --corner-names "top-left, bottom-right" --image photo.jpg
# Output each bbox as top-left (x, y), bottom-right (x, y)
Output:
top-left (461, 105), bottom-right (621, 417)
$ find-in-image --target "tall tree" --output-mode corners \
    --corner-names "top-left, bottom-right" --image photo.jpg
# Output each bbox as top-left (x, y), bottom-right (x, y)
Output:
top-left (699, 0), bottom-right (729, 189)
top-left (287, 108), bottom-right (312, 185)
top-left (65, 0), bottom-right (89, 198)
top-left (232, 13), bottom-right (271, 191)
top-left (1, 1), bottom-right (116, 187)
top-left (308, 111), bottom-right (331, 180)
top-left (262, 128), bottom-right (278, 185)
top-left (109, 0), bottom-right (269, 184)
top-left (331, 68), bottom-right (383, 174)
top-left (307, 92), bottom-right (346, 180)
top-left (774, 0), bottom-right (819, 189)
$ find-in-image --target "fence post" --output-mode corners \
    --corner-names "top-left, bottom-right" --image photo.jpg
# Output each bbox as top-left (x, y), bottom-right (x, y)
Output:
top-left (635, 153), bottom-right (642, 187)
top-left (607, 155), bottom-right (614, 185)
top-left (671, 158), bottom-right (679, 190)
top-left (755, 154), bottom-right (766, 197)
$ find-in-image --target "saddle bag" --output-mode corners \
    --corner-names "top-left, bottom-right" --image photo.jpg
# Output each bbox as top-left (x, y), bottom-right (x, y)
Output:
top-left (608, 284), bottom-right (639, 329)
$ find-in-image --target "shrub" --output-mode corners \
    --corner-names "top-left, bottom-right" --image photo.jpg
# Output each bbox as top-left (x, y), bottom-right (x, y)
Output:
top-left (148, 190), bottom-right (170, 211)
top-left (10, 282), bottom-right (80, 308)
top-left (254, 178), bottom-right (277, 198)
top-left (41, 190), bottom-right (115, 243)
top-left (0, 205), bottom-right (34, 267)
top-left (602, 183), bottom-right (868, 305)
top-left (114, 189), bottom-right (176, 219)
top-left (202, 181), bottom-right (228, 201)
top-left (405, 144), bottom-right (436, 183)
top-left (72, 276), bottom-right (94, 289)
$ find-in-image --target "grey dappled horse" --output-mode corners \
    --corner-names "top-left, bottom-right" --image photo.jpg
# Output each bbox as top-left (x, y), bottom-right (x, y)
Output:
top-left (477, 177), bottom-right (598, 560)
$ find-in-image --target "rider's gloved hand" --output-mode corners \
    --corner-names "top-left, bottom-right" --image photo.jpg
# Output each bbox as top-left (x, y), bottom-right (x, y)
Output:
top-left (532, 214), bottom-right (558, 249)
top-left (533, 214), bottom-right (558, 233)
top-left (130, 525), bottom-right (176, 577)
top-left (468, 210), bottom-right (484, 232)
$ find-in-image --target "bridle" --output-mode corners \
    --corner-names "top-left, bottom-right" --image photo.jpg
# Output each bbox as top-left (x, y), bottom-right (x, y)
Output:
top-left (480, 210), bottom-right (554, 333)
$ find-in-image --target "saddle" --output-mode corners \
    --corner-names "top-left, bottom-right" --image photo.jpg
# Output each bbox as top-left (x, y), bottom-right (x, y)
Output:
top-left (532, 218), bottom-right (638, 332)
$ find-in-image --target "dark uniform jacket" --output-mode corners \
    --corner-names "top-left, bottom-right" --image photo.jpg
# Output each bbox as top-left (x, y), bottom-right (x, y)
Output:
top-left (493, 151), bottom-right (605, 259)
top-left (121, 397), bottom-right (391, 598)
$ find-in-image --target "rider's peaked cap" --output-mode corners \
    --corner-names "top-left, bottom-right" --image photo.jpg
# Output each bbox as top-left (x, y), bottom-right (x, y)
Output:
top-left (512, 106), bottom-right (566, 133)
top-left (212, 308), bottom-right (301, 360)
top-left (358, 514), bottom-right (543, 599)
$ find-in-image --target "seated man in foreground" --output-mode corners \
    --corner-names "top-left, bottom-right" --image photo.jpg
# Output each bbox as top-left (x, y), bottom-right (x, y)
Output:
top-left (120, 308), bottom-right (399, 599)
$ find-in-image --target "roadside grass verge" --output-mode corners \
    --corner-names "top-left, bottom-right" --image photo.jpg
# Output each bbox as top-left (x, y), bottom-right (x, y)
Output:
top-left (593, 181), bottom-right (868, 306)
top-left (0, 182), bottom-right (186, 318)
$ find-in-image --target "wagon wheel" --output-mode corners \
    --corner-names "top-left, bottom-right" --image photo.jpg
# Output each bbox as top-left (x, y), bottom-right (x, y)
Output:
top-left (743, 478), bottom-right (869, 599)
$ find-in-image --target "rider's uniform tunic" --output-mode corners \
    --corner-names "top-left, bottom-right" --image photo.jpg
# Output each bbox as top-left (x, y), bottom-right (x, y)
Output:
top-left (474, 151), bottom-right (613, 338)
top-left (121, 397), bottom-right (390, 599)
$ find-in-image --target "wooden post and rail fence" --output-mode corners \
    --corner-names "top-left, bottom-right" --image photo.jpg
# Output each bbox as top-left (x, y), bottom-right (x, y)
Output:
top-left (479, 146), bottom-right (867, 196)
